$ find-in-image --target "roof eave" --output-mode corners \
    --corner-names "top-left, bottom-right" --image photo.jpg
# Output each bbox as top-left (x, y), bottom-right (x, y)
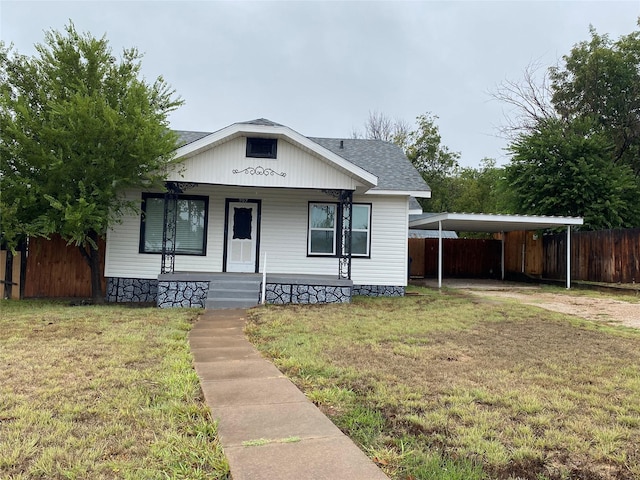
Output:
top-left (365, 189), bottom-right (431, 198)
top-left (409, 212), bottom-right (584, 232)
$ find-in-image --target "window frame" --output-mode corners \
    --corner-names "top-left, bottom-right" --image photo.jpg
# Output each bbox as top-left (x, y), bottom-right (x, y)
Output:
top-left (307, 202), bottom-right (338, 256)
top-left (139, 193), bottom-right (209, 256)
top-left (246, 137), bottom-right (278, 159)
top-left (307, 202), bottom-right (371, 258)
top-left (350, 203), bottom-right (372, 258)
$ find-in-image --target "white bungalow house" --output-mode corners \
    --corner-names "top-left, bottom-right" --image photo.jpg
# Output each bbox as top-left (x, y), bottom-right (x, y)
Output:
top-left (104, 119), bottom-right (431, 308)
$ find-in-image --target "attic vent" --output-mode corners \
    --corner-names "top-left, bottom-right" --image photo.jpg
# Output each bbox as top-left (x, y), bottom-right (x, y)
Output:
top-left (246, 137), bottom-right (277, 159)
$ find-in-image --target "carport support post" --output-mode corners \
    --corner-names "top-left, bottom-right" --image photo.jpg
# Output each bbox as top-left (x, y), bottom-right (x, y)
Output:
top-left (438, 220), bottom-right (443, 288)
top-left (566, 225), bottom-right (571, 289)
top-left (501, 232), bottom-right (505, 281)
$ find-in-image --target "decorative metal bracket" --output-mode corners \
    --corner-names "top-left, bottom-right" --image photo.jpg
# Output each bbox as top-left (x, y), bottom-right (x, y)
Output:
top-left (165, 181), bottom-right (199, 193)
top-left (232, 166), bottom-right (286, 177)
top-left (321, 189), bottom-right (341, 199)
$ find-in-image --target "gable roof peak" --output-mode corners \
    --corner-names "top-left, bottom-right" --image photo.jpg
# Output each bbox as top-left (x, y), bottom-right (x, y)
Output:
top-left (238, 118), bottom-right (284, 128)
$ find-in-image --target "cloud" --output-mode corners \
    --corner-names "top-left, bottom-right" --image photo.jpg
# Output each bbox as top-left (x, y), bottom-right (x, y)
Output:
top-left (2, 0), bottom-right (638, 167)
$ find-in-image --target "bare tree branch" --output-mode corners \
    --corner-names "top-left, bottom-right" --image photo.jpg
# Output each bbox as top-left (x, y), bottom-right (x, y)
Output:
top-left (364, 110), bottom-right (394, 141)
top-left (491, 62), bottom-right (558, 138)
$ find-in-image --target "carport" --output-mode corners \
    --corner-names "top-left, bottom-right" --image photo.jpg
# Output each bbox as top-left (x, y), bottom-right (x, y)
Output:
top-left (408, 213), bottom-right (584, 289)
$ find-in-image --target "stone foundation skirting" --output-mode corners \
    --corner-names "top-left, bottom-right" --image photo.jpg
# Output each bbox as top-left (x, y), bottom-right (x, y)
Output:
top-left (106, 277), bottom-right (158, 303)
top-left (353, 285), bottom-right (405, 297)
top-left (106, 276), bottom-right (404, 306)
top-left (157, 281), bottom-right (209, 308)
top-left (265, 283), bottom-right (352, 304)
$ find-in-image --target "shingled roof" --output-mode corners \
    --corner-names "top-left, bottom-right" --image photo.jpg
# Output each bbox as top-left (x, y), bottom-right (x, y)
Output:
top-left (309, 137), bottom-right (429, 193)
top-left (174, 130), bottom-right (210, 146)
top-left (173, 120), bottom-right (430, 194)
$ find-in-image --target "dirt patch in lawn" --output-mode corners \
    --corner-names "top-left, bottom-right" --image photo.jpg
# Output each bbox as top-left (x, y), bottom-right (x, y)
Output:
top-left (412, 279), bottom-right (640, 329)
top-left (461, 289), bottom-right (640, 329)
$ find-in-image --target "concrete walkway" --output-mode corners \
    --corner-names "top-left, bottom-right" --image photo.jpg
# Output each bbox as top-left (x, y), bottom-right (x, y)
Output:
top-left (189, 309), bottom-right (389, 480)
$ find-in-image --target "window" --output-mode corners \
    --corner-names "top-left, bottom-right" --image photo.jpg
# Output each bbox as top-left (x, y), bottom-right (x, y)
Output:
top-left (308, 203), bottom-right (337, 255)
top-left (351, 204), bottom-right (371, 257)
top-left (246, 137), bottom-right (277, 158)
top-left (307, 202), bottom-right (371, 257)
top-left (140, 194), bottom-right (208, 255)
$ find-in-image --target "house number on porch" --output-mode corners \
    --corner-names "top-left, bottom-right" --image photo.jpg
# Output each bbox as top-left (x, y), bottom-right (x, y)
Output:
top-left (232, 166), bottom-right (286, 177)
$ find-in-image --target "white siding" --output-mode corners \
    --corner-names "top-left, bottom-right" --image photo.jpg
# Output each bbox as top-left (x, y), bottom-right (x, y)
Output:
top-left (351, 195), bottom-right (409, 286)
top-left (169, 137), bottom-right (361, 190)
top-left (105, 187), bottom-right (409, 286)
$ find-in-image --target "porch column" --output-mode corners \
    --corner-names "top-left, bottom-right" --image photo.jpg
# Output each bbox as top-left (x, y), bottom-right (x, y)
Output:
top-left (338, 190), bottom-right (353, 280)
top-left (160, 181), bottom-right (198, 274)
top-left (161, 182), bottom-right (179, 274)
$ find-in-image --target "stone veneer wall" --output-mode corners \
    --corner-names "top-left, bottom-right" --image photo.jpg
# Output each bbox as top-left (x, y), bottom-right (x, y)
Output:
top-left (107, 277), bottom-right (404, 306)
top-left (352, 285), bottom-right (405, 297)
top-left (265, 283), bottom-right (352, 304)
top-left (156, 281), bottom-right (209, 308)
top-left (106, 278), bottom-right (158, 303)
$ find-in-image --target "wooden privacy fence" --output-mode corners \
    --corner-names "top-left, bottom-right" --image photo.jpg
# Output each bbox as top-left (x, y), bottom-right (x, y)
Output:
top-left (502, 231), bottom-right (543, 276)
top-left (410, 228), bottom-right (639, 284)
top-left (22, 235), bottom-right (106, 298)
top-left (409, 238), bottom-right (502, 278)
top-left (543, 228), bottom-right (640, 284)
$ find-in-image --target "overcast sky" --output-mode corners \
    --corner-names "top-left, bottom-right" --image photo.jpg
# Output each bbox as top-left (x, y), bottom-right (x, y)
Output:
top-left (2, 1), bottom-right (639, 167)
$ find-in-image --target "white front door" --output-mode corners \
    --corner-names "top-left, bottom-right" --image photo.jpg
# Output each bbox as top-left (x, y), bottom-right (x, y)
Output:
top-left (226, 201), bottom-right (259, 272)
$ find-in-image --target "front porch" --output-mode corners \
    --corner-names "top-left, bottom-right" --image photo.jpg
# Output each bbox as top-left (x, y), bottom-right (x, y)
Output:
top-left (107, 273), bottom-right (353, 308)
top-left (106, 272), bottom-right (404, 308)
top-left (157, 272), bottom-right (353, 308)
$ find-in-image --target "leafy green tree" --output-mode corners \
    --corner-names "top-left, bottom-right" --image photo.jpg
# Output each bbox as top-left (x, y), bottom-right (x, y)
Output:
top-left (550, 23), bottom-right (640, 175)
top-left (0, 23), bottom-right (183, 301)
top-left (497, 22), bottom-right (640, 229)
top-left (404, 113), bottom-right (461, 212)
top-left (505, 118), bottom-right (640, 230)
top-left (354, 111), bottom-right (505, 215)
top-left (450, 158), bottom-right (506, 214)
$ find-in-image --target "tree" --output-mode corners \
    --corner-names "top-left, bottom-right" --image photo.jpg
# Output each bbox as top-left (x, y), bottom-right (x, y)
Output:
top-left (505, 118), bottom-right (640, 230)
top-left (352, 110), bottom-right (410, 146)
top-left (550, 23), bottom-right (640, 175)
top-left (492, 63), bottom-right (557, 137)
top-left (404, 113), bottom-right (461, 212)
top-left (353, 111), bottom-right (505, 215)
top-left (495, 22), bottom-right (640, 229)
top-left (450, 158), bottom-right (505, 214)
top-left (0, 23), bottom-right (184, 302)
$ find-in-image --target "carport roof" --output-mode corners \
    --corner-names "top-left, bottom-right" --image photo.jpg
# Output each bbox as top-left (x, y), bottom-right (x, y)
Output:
top-left (409, 212), bottom-right (583, 233)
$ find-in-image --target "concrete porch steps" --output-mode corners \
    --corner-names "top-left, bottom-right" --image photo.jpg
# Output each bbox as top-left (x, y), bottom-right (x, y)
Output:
top-left (206, 274), bottom-right (262, 309)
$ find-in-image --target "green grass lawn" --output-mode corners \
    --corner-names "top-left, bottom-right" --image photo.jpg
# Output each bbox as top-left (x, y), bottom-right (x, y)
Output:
top-left (0, 300), bottom-right (229, 480)
top-left (246, 288), bottom-right (640, 480)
